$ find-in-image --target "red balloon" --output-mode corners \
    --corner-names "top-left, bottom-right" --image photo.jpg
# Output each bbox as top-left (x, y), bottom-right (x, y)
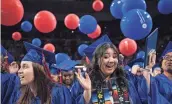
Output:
top-left (119, 38), bottom-right (137, 56)
top-left (88, 25), bottom-right (101, 39)
top-left (1, 0), bottom-right (24, 26)
top-left (34, 11), bottom-right (57, 33)
top-left (64, 14), bottom-right (79, 30)
top-left (43, 43), bottom-right (55, 53)
top-left (12, 32), bottom-right (22, 41)
top-left (92, 0), bottom-right (104, 11)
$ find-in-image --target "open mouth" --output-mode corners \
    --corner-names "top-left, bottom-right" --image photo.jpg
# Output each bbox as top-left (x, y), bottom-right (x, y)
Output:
top-left (19, 75), bottom-right (24, 80)
top-left (106, 65), bottom-right (114, 69)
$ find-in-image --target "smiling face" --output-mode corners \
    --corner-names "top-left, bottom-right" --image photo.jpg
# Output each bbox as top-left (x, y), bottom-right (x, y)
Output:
top-left (62, 71), bottom-right (74, 86)
top-left (99, 48), bottom-right (118, 76)
top-left (162, 52), bottom-right (172, 74)
top-left (18, 61), bottom-right (34, 85)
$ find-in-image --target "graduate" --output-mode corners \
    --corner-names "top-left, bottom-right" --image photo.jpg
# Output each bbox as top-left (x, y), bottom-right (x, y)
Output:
top-left (57, 60), bottom-right (78, 89)
top-left (16, 42), bottom-right (72, 104)
top-left (1, 45), bottom-right (20, 104)
top-left (56, 59), bottom-right (84, 102)
top-left (151, 41), bottom-right (172, 104)
top-left (75, 35), bottom-right (150, 104)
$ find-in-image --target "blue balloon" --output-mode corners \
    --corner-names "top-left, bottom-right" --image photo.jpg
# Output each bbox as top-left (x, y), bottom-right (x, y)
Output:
top-left (55, 53), bottom-right (70, 65)
top-left (120, 9), bottom-right (152, 40)
top-left (122, 0), bottom-right (147, 15)
top-left (158, 0), bottom-right (172, 14)
top-left (110, 0), bottom-right (124, 19)
top-left (78, 44), bottom-right (88, 56)
top-left (136, 51), bottom-right (145, 59)
top-left (79, 15), bottom-right (97, 34)
top-left (21, 21), bottom-right (32, 32)
top-left (32, 38), bottom-right (42, 47)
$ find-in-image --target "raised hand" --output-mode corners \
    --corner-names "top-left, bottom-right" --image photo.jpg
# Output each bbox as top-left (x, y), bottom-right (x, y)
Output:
top-left (148, 49), bottom-right (156, 68)
top-left (75, 69), bottom-right (91, 90)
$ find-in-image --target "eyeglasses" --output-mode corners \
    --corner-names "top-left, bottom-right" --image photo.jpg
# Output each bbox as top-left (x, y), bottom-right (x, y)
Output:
top-left (163, 55), bottom-right (172, 60)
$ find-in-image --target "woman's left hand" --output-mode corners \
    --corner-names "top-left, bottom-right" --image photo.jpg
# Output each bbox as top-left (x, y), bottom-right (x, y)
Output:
top-left (75, 69), bottom-right (91, 90)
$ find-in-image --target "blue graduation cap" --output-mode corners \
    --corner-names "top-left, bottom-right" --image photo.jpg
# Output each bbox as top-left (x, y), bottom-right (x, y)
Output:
top-left (22, 42), bottom-right (56, 65)
top-left (50, 64), bottom-right (59, 75)
top-left (128, 58), bottom-right (144, 68)
top-left (56, 60), bottom-right (78, 72)
top-left (161, 41), bottom-right (172, 57)
top-left (83, 35), bottom-right (112, 61)
top-left (0, 45), bottom-right (14, 64)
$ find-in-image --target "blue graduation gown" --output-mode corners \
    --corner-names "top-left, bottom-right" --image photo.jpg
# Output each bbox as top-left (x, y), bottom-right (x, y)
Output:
top-left (51, 84), bottom-right (73, 104)
top-left (125, 71), bottom-right (151, 104)
top-left (70, 80), bottom-right (84, 99)
top-left (15, 84), bottom-right (73, 104)
top-left (1, 73), bottom-right (20, 104)
top-left (126, 70), bottom-right (151, 104)
top-left (69, 80), bottom-right (84, 104)
top-left (151, 74), bottom-right (172, 104)
top-left (136, 76), bottom-right (151, 104)
top-left (76, 71), bottom-right (150, 104)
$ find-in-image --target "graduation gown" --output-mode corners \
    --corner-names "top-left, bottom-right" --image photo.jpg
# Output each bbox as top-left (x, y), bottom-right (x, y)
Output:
top-left (69, 80), bottom-right (84, 101)
top-left (76, 70), bottom-right (150, 104)
top-left (15, 84), bottom-right (73, 104)
top-left (126, 71), bottom-right (150, 104)
top-left (151, 74), bottom-right (172, 104)
top-left (1, 73), bottom-right (20, 104)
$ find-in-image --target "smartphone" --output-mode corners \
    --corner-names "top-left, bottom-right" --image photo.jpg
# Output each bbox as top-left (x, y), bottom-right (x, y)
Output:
top-left (144, 28), bottom-right (158, 67)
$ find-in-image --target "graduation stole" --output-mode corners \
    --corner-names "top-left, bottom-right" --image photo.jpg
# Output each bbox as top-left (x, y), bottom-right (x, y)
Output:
top-left (92, 88), bottom-right (108, 104)
top-left (111, 79), bottom-right (130, 104)
top-left (91, 80), bottom-right (130, 104)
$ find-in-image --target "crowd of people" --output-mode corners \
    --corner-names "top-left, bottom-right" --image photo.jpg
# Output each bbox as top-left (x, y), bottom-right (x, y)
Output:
top-left (1, 35), bottom-right (172, 104)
